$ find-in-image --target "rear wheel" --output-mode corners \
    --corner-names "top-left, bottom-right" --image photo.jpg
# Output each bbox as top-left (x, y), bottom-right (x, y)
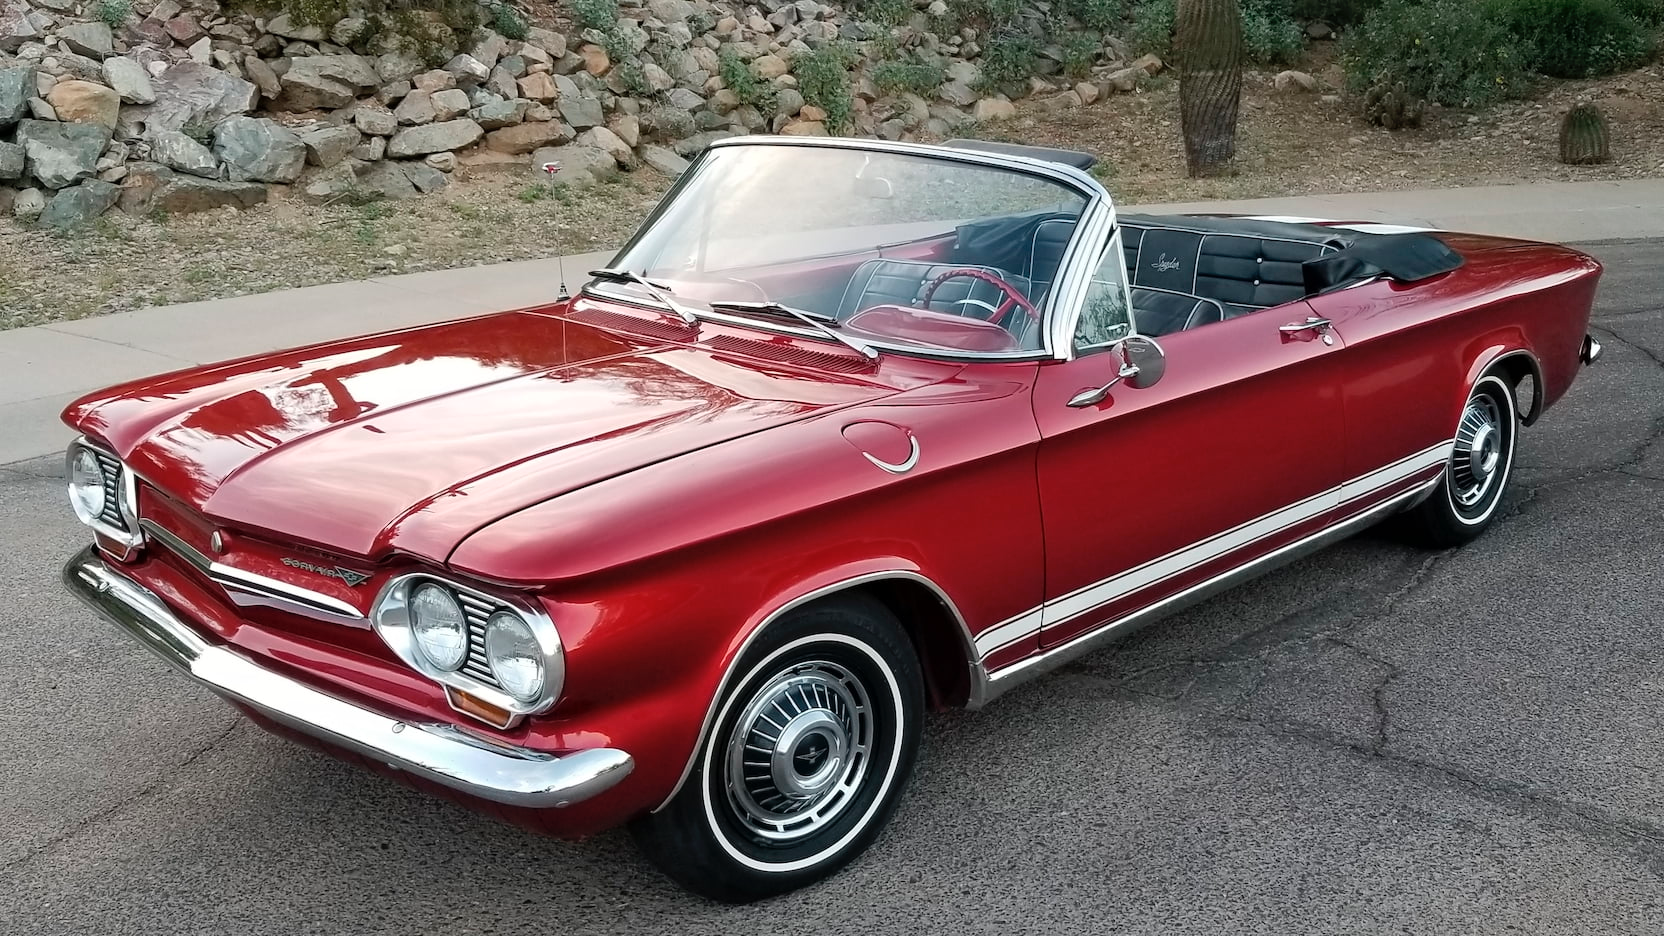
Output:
top-left (631, 595), bottom-right (923, 902)
top-left (1400, 374), bottom-right (1518, 548)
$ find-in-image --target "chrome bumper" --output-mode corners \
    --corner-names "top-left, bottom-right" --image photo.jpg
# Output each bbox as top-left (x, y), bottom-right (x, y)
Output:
top-left (1582, 334), bottom-right (1603, 365)
top-left (62, 546), bottom-right (633, 808)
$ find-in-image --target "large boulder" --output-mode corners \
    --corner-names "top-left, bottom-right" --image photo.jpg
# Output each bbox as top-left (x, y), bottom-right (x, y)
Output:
top-left (102, 57), bottom-right (157, 105)
top-left (296, 125), bottom-right (361, 167)
top-left (147, 128), bottom-right (220, 178)
top-left (0, 0), bottom-right (40, 53)
top-left (59, 21), bottom-right (114, 58)
top-left (38, 179), bottom-right (121, 229)
top-left (273, 55), bottom-right (381, 111)
top-left (265, 12), bottom-right (326, 42)
top-left (45, 80), bottom-right (120, 128)
top-left (469, 99), bottom-right (527, 130)
top-left (386, 118), bottom-right (483, 158)
top-left (120, 163), bottom-right (265, 215)
top-left (14, 119), bottom-right (109, 189)
top-left (300, 159), bottom-right (417, 203)
top-left (0, 139), bottom-right (22, 180)
top-left (577, 125), bottom-right (634, 168)
top-left (559, 92), bottom-right (604, 129)
top-left (213, 116), bottom-right (306, 183)
top-left (125, 62), bottom-right (258, 133)
top-left (484, 119), bottom-right (571, 154)
top-left (392, 88), bottom-right (435, 125)
top-left (529, 143), bottom-right (617, 185)
top-left (430, 88), bottom-right (470, 121)
top-left (353, 105), bottom-right (397, 136)
top-left (0, 64), bottom-right (30, 128)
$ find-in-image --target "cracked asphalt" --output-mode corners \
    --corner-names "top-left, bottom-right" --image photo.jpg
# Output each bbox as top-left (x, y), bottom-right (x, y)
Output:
top-left (2, 239), bottom-right (1661, 935)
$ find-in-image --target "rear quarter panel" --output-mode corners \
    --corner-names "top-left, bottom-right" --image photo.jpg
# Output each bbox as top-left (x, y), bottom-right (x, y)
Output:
top-left (1310, 240), bottom-right (1600, 479)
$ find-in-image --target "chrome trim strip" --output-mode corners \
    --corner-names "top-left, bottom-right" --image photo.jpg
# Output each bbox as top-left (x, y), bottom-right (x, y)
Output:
top-left (977, 472), bottom-right (1443, 703)
top-left (67, 438), bottom-right (143, 552)
top-left (63, 547), bottom-right (632, 809)
top-left (972, 441), bottom-right (1454, 658)
top-left (138, 518), bottom-right (366, 625)
top-left (862, 437), bottom-right (920, 474)
top-left (654, 569), bottom-right (981, 812)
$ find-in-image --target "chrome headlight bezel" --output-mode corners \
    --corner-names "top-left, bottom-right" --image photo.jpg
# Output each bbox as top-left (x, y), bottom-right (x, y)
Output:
top-left (370, 573), bottom-right (565, 726)
top-left (65, 438), bottom-right (143, 552)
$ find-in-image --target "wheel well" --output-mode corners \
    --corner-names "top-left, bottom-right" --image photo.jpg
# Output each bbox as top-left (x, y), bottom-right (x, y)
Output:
top-left (852, 579), bottom-right (974, 710)
top-left (1488, 352), bottom-right (1543, 426)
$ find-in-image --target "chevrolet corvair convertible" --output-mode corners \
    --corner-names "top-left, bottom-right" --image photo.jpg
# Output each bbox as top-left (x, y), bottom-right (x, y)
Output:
top-left (61, 137), bottom-right (1602, 901)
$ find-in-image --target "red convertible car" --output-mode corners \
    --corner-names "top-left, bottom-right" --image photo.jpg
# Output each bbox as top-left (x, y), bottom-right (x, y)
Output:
top-left (62, 137), bottom-right (1602, 901)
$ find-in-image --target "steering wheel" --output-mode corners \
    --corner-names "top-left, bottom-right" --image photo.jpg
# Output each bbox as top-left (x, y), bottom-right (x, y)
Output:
top-left (919, 268), bottom-right (1039, 327)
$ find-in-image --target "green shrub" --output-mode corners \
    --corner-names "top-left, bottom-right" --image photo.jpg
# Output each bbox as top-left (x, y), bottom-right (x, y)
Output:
top-left (871, 59), bottom-right (948, 95)
top-left (855, 0), bottom-right (914, 25)
top-left (94, 0), bottom-right (133, 27)
top-left (490, 2), bottom-right (528, 40)
top-left (1061, 0), bottom-right (1124, 30)
top-left (792, 43), bottom-right (860, 131)
top-left (1129, 0), bottom-right (1300, 64)
top-left (720, 48), bottom-right (776, 109)
top-left (686, 9), bottom-right (716, 33)
top-left (949, 0), bottom-right (1024, 28)
top-left (262, 0), bottom-right (483, 59)
top-left (614, 61), bottom-right (651, 96)
top-left (572, 0), bottom-right (620, 30)
top-left (977, 27), bottom-right (1041, 88)
top-left (1616, 0), bottom-right (1664, 24)
top-left (1290, 0), bottom-right (1380, 24)
top-left (1344, 0), bottom-right (1531, 107)
top-left (1489, 0), bottom-right (1653, 78)
top-left (1059, 30), bottom-right (1101, 78)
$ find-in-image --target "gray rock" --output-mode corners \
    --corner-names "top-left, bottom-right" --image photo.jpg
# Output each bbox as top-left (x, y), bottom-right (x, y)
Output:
top-left (0, 64), bottom-right (31, 128)
top-left (301, 159), bottom-right (410, 203)
top-left (497, 55), bottom-right (527, 79)
top-left (356, 160), bottom-right (417, 198)
top-left (353, 105), bottom-right (397, 136)
top-left (638, 143), bottom-right (689, 176)
top-left (147, 128), bottom-right (219, 178)
top-left (483, 118), bottom-right (570, 153)
top-left (430, 87), bottom-right (470, 121)
top-left (469, 99), bottom-right (527, 130)
top-left (392, 88), bottom-right (435, 125)
top-left (528, 143), bottom-right (617, 185)
top-left (53, 50), bottom-right (108, 83)
top-left (213, 116), bottom-right (306, 183)
top-left (664, 87), bottom-right (705, 111)
top-left (275, 54), bottom-right (380, 110)
top-left (14, 119), bottom-right (109, 189)
top-left (120, 162), bottom-right (267, 215)
top-left (1, 0), bottom-right (41, 53)
top-left (298, 124), bottom-right (361, 167)
top-left (27, 97), bottom-right (55, 120)
top-left (648, 0), bottom-right (693, 22)
top-left (0, 186), bottom-right (12, 217)
top-left (0, 140), bottom-right (22, 179)
top-left (470, 32), bottom-right (508, 71)
top-left (774, 87), bottom-right (804, 118)
top-left (59, 21), bottom-right (114, 57)
top-left (487, 64), bottom-right (518, 100)
top-left (375, 51), bottom-right (425, 82)
top-left (331, 15), bottom-right (369, 47)
top-left (559, 93), bottom-right (604, 128)
top-left (102, 57), bottom-right (156, 104)
top-left (353, 134), bottom-right (385, 161)
top-left (672, 128), bottom-right (733, 156)
top-left (12, 185), bottom-right (44, 220)
top-left (443, 53), bottom-right (490, 88)
top-left (38, 178), bottom-right (121, 228)
top-left (385, 118), bottom-right (483, 158)
top-left (400, 160), bottom-right (447, 193)
top-left (125, 62), bottom-right (258, 133)
top-left (641, 103), bottom-right (695, 140)
top-left (244, 56), bottom-right (281, 99)
top-left (938, 79), bottom-right (978, 107)
top-left (265, 12), bottom-right (325, 42)
top-left (524, 27), bottom-right (566, 59)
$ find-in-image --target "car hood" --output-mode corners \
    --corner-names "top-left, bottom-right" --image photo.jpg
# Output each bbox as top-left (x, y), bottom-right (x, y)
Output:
top-left (66, 309), bottom-right (910, 561)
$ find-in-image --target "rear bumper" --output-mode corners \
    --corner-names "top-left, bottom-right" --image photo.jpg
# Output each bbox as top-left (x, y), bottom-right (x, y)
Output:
top-left (63, 546), bottom-right (633, 809)
top-left (1582, 334), bottom-right (1603, 365)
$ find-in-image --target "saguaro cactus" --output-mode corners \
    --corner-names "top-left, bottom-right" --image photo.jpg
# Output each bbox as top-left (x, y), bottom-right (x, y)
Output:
top-left (1559, 104), bottom-right (1611, 165)
top-left (1176, 0), bottom-right (1244, 177)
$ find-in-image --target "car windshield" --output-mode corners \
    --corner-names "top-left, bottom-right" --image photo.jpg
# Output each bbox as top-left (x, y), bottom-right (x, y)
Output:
top-left (593, 143), bottom-right (1093, 356)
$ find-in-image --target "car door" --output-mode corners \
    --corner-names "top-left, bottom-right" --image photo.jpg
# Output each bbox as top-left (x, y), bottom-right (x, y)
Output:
top-left (1026, 237), bottom-right (1353, 654)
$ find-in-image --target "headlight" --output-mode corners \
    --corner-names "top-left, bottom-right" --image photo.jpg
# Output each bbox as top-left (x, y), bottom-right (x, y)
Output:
top-left (485, 611), bottom-right (544, 703)
top-left (409, 583), bottom-right (468, 671)
top-left (67, 447), bottom-right (108, 525)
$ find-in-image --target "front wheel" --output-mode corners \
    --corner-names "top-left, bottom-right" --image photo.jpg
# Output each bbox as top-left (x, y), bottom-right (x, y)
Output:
top-left (631, 596), bottom-right (923, 902)
top-left (1400, 373), bottom-right (1518, 548)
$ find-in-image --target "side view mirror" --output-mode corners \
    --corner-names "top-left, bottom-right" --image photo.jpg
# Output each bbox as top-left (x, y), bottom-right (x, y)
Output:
top-left (1067, 335), bottom-right (1167, 407)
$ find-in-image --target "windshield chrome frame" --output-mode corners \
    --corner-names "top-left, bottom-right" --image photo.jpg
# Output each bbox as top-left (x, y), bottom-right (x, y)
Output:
top-left (587, 135), bottom-right (1122, 363)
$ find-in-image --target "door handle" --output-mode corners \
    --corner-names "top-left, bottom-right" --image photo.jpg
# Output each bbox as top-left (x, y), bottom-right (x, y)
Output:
top-left (1279, 316), bottom-right (1335, 345)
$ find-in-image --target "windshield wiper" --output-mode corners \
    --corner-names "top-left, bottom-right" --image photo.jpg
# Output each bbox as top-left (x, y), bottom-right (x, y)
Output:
top-left (707, 300), bottom-right (879, 360)
top-left (588, 268), bottom-right (699, 325)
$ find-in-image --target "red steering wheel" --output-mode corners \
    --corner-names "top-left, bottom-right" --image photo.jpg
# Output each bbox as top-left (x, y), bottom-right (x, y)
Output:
top-left (919, 268), bottom-right (1039, 327)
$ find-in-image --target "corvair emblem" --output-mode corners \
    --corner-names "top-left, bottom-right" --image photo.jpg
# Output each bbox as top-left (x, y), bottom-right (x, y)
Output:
top-left (1151, 253), bottom-right (1183, 272)
top-left (281, 557), bottom-right (373, 587)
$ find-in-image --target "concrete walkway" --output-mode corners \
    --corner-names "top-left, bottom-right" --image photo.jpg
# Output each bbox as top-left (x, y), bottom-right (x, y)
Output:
top-left (6, 178), bottom-right (1662, 464)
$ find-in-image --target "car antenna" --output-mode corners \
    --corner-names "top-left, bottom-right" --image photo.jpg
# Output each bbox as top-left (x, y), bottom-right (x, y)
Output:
top-left (543, 161), bottom-right (569, 301)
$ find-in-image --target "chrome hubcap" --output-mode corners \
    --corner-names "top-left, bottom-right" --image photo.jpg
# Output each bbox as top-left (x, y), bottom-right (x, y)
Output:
top-left (725, 661), bottom-right (872, 843)
top-left (1452, 394), bottom-right (1505, 508)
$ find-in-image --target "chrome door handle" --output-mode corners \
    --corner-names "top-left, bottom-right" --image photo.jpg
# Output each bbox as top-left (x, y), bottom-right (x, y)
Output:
top-left (1279, 316), bottom-right (1332, 333)
top-left (1279, 316), bottom-right (1335, 345)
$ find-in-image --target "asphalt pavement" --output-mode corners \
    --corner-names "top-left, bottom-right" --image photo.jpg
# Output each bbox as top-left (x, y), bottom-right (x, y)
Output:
top-left (2, 239), bottom-right (1662, 935)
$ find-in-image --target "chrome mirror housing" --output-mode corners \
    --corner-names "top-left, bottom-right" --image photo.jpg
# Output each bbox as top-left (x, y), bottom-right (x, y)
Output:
top-left (1067, 335), bottom-right (1167, 407)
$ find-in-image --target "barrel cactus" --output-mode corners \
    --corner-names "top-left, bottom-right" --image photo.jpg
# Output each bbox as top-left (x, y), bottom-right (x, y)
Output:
top-left (1559, 104), bottom-right (1611, 165)
top-left (1176, 0), bottom-right (1244, 177)
top-left (1363, 81), bottom-right (1424, 131)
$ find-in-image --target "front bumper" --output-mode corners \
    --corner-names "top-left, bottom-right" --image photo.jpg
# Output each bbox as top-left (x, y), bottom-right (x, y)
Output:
top-left (63, 546), bottom-right (633, 809)
top-left (1582, 333), bottom-right (1603, 365)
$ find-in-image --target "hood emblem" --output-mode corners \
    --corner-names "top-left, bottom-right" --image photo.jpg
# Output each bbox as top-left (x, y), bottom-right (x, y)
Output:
top-left (281, 557), bottom-right (373, 588)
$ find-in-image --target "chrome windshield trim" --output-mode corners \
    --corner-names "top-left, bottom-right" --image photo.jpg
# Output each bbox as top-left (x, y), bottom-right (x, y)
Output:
top-left (138, 518), bottom-right (367, 625)
top-left (63, 547), bottom-right (631, 808)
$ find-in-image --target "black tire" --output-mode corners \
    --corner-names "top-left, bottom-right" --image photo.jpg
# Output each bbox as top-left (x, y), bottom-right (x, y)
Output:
top-left (630, 595), bottom-right (924, 903)
top-left (1399, 373), bottom-right (1518, 548)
